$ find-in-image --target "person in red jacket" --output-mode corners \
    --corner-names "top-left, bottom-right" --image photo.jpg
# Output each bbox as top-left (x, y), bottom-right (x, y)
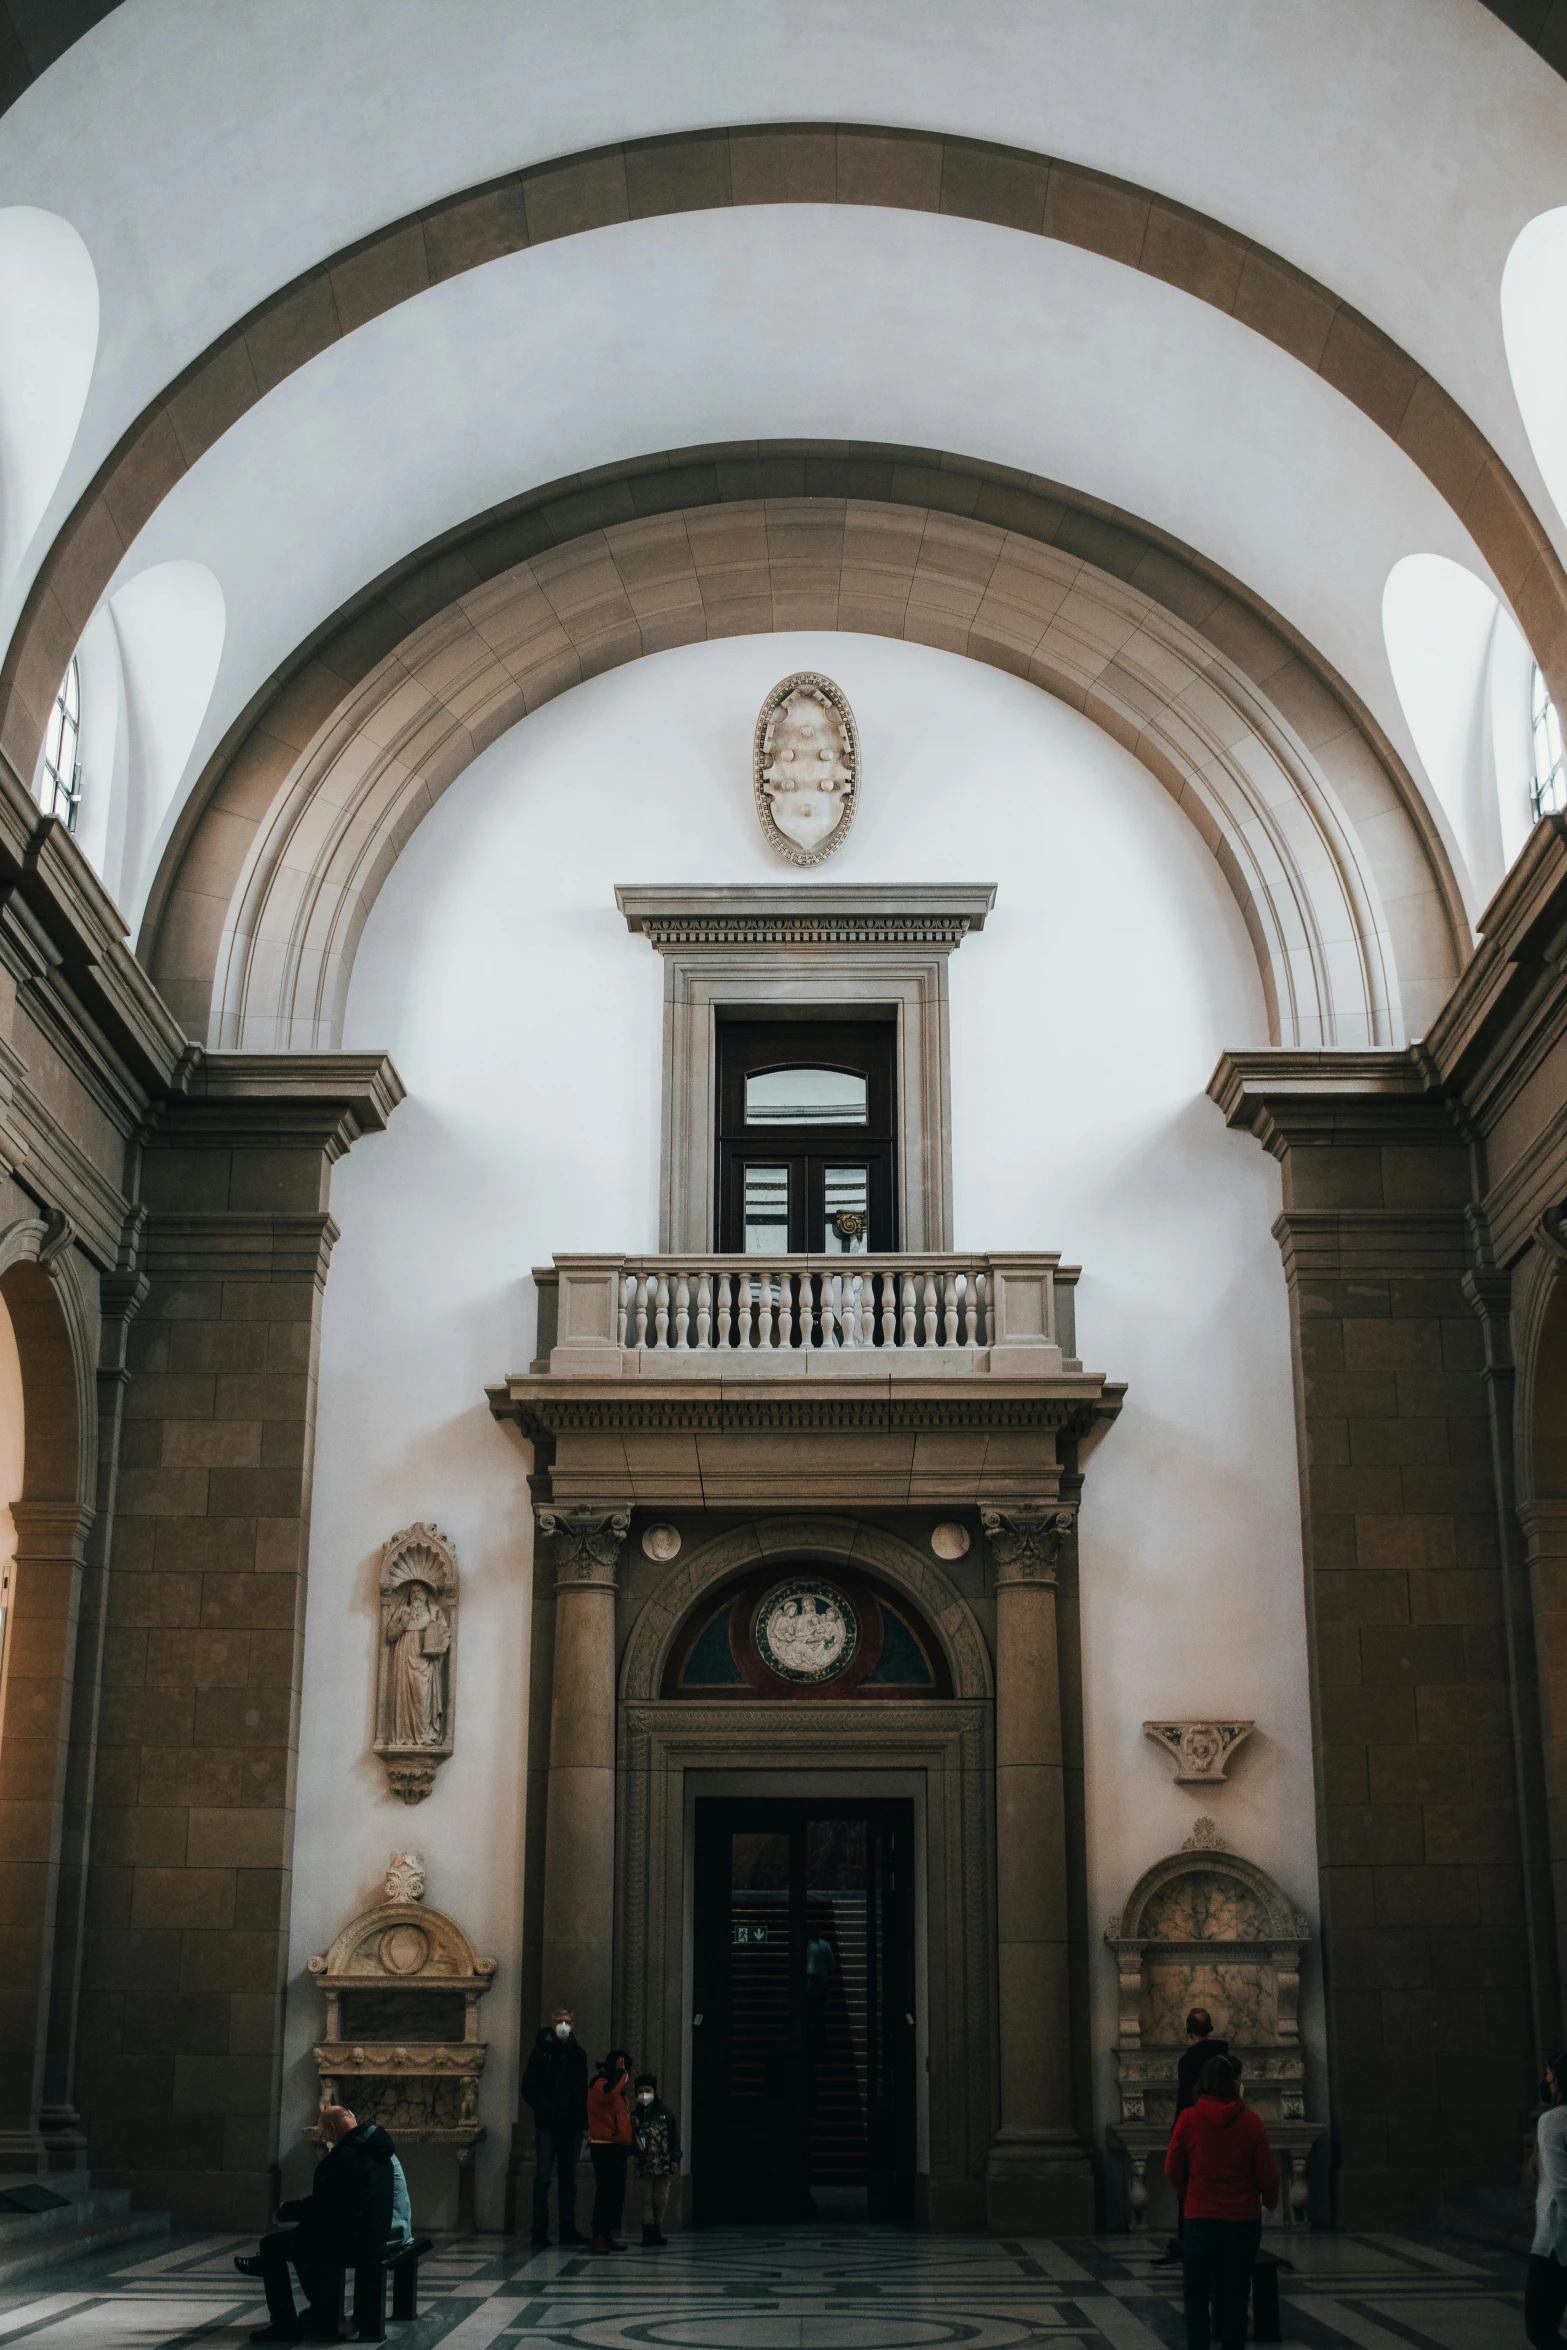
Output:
top-left (586, 2050), bottom-right (634, 2255)
top-left (1164, 2056), bottom-right (1280, 2350)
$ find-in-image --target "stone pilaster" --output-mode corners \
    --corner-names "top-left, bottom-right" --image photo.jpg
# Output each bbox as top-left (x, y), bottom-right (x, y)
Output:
top-left (75, 1053), bottom-right (401, 2226)
top-left (535, 1504), bottom-right (628, 2064)
top-left (982, 1503), bottom-right (1095, 2233)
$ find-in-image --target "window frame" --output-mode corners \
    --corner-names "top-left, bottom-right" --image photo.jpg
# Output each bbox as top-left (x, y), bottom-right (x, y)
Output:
top-left (38, 655), bottom-right (82, 831)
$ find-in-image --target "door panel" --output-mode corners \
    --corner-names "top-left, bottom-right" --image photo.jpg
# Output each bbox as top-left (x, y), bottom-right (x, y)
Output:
top-left (716, 1020), bottom-right (897, 1254)
top-left (691, 1797), bottom-right (916, 2225)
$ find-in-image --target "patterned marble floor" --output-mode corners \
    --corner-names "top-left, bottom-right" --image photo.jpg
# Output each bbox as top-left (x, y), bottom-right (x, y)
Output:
top-left (0, 2225), bottom-right (1532, 2350)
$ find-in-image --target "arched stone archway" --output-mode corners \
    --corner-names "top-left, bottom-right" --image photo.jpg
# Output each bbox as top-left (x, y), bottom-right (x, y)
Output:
top-left (0, 1215), bottom-right (98, 2167)
top-left (151, 496), bottom-right (1456, 1056)
top-left (6, 119), bottom-right (1564, 793)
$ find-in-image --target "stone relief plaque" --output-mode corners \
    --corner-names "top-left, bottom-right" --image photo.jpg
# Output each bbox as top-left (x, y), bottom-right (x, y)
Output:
top-left (374, 1523), bottom-right (458, 1804)
top-left (753, 1577), bottom-right (859, 1682)
top-left (641, 1522), bottom-right (682, 1562)
top-left (1142, 1718), bottom-right (1255, 1784)
top-left (753, 673), bottom-right (859, 865)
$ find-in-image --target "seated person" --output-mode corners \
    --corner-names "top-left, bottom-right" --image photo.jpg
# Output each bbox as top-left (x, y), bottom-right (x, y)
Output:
top-left (236, 2103), bottom-right (400, 2344)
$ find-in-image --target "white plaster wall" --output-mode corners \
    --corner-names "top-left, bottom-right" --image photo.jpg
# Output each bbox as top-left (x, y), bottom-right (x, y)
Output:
top-left (286, 632), bottom-right (1319, 2224)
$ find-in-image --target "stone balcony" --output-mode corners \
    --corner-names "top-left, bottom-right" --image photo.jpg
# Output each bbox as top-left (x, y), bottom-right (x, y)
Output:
top-left (491, 1253), bottom-right (1122, 1511)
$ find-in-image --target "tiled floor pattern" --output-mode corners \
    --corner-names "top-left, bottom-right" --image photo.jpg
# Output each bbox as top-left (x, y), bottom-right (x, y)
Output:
top-left (0, 2226), bottom-right (1530, 2350)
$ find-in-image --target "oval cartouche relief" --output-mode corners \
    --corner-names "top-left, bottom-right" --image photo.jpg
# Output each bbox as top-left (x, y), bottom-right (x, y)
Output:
top-left (753, 1578), bottom-right (859, 1683)
top-left (753, 673), bottom-right (859, 865)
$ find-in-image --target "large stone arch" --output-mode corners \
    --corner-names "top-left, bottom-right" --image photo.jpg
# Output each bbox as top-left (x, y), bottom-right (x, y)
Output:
top-left (153, 493), bottom-right (1456, 1054)
top-left (0, 1213), bottom-right (98, 2161)
top-left (619, 1514), bottom-right (994, 1704)
top-left (6, 121), bottom-right (1565, 797)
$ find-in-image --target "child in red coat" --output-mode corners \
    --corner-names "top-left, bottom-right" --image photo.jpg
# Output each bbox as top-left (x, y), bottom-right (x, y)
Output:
top-left (1164, 2057), bottom-right (1280, 2350)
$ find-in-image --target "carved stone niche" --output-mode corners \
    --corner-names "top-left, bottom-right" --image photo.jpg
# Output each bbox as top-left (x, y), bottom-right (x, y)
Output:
top-left (1103, 1839), bottom-right (1326, 2231)
top-left (308, 1856), bottom-right (497, 2230)
top-left (374, 1523), bottom-right (458, 1803)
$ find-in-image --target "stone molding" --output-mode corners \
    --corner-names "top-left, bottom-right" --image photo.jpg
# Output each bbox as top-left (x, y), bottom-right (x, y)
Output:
top-left (981, 1504), bottom-right (1075, 1585)
top-left (617, 1513), bottom-right (993, 1702)
top-left (615, 882), bottom-right (994, 950)
top-left (535, 1504), bottom-right (630, 1589)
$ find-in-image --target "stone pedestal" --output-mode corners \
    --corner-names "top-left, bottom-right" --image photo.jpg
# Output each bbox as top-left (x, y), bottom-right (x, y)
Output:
top-left (536, 1507), bottom-right (628, 2062)
top-left (983, 1506), bottom-right (1095, 2234)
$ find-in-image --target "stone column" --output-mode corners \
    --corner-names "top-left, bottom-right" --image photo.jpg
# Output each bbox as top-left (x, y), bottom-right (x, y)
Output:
top-left (536, 1506), bottom-right (627, 2062)
top-left (982, 1504), bottom-right (1095, 2233)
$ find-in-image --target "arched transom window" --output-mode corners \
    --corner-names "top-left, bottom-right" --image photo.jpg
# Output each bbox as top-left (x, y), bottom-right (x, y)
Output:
top-left (38, 656), bottom-right (81, 830)
top-left (1533, 662), bottom-right (1567, 822)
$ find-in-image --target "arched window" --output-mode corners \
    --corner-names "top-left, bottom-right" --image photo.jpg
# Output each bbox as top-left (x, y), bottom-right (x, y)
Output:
top-left (38, 656), bottom-right (81, 830)
top-left (1533, 664), bottom-right (1567, 823)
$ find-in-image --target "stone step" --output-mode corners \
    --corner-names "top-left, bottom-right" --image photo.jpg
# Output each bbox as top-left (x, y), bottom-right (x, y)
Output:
top-left (0, 2189), bottom-right (169, 2289)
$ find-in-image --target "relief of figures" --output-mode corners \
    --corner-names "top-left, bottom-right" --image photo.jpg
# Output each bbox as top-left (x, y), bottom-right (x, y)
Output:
top-left (374, 1523), bottom-right (459, 1803)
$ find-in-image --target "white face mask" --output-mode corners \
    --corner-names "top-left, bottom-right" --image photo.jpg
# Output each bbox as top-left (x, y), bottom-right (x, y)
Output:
top-left (554, 2022), bottom-right (571, 2039)
top-left (638, 2092), bottom-right (654, 2105)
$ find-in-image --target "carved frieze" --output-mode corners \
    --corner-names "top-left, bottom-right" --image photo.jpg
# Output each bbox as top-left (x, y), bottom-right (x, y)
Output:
top-left (753, 673), bottom-right (859, 865)
top-left (536, 1504), bottom-right (630, 1588)
top-left (981, 1505), bottom-right (1075, 1583)
top-left (1143, 1719), bottom-right (1256, 1784)
top-left (374, 1524), bottom-right (458, 1805)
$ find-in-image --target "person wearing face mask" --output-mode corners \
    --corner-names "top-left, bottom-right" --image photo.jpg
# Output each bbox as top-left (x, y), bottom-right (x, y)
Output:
top-left (1528, 2054), bottom-right (1567, 2346)
top-left (586, 2049), bottom-right (635, 2254)
top-left (630, 2073), bottom-right (682, 2247)
top-left (521, 2007), bottom-right (589, 2249)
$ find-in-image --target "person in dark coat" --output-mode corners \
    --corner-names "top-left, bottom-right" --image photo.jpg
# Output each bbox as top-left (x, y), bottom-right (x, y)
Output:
top-left (587, 2049), bottom-right (634, 2254)
top-left (1165, 2056), bottom-right (1280, 2350)
top-left (1154, 2009), bottom-right (1231, 2263)
top-left (522, 2005), bottom-right (589, 2247)
top-left (245, 2104), bottom-right (398, 2343)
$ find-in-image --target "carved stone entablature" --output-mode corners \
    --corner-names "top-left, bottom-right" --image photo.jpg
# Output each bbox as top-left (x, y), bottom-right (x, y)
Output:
top-left (1102, 1843), bottom-right (1324, 2229)
top-left (1144, 1719), bottom-right (1257, 1784)
top-left (981, 1505), bottom-right (1075, 1585)
top-left (536, 1504), bottom-right (630, 1589)
top-left (373, 1523), bottom-right (458, 1805)
top-left (308, 1860), bottom-right (497, 2204)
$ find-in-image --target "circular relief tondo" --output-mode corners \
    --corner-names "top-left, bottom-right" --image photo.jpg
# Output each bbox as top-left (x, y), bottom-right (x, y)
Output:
top-left (754, 1579), bottom-right (859, 1683)
top-left (641, 1523), bottom-right (682, 1562)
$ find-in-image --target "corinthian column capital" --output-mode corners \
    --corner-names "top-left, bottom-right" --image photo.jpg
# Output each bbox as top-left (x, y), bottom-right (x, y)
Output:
top-left (981, 1505), bottom-right (1075, 1586)
top-left (536, 1504), bottom-right (631, 1590)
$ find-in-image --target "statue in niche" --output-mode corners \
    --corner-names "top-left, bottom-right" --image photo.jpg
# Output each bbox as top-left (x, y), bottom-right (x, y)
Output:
top-left (374, 1524), bottom-right (458, 1804)
top-left (753, 672), bottom-right (859, 864)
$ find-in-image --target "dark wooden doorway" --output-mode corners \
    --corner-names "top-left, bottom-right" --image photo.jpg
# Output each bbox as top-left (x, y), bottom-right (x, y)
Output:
top-left (715, 1017), bottom-right (898, 1255)
top-left (691, 1797), bottom-right (917, 2225)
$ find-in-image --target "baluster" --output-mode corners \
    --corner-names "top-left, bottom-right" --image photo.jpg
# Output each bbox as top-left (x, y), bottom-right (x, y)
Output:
top-left (696, 1270), bottom-right (711, 1348)
top-left (675, 1275), bottom-right (690, 1349)
top-left (923, 1272), bottom-right (938, 1346)
top-left (762, 1272), bottom-right (777, 1350)
top-left (634, 1274), bottom-right (649, 1351)
top-left (619, 1275), bottom-right (631, 1349)
top-left (879, 1268), bottom-right (896, 1348)
top-left (957, 1270), bottom-right (974, 1346)
top-left (842, 1273), bottom-right (858, 1349)
top-left (739, 1269), bottom-right (754, 1348)
top-left (654, 1274), bottom-right (670, 1350)
top-left (820, 1271), bottom-right (836, 1351)
top-left (902, 1270), bottom-right (919, 1349)
top-left (976, 1270), bottom-right (989, 1347)
top-left (716, 1272), bottom-right (731, 1350)
top-left (860, 1272), bottom-right (875, 1348)
top-left (943, 1272), bottom-right (959, 1349)
top-left (778, 1268), bottom-right (794, 1349)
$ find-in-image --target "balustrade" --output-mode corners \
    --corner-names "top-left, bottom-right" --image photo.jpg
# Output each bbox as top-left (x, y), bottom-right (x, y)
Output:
top-left (617, 1259), bottom-right (990, 1352)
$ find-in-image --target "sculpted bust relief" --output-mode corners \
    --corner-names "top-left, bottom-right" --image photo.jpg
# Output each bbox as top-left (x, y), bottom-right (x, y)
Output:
top-left (754, 673), bottom-right (859, 864)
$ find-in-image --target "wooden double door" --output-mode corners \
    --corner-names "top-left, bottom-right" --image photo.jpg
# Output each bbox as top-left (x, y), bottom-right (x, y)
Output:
top-left (691, 1797), bottom-right (917, 2225)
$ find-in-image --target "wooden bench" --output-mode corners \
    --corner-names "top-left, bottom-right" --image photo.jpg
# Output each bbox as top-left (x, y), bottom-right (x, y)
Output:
top-left (349, 2234), bottom-right (434, 2341)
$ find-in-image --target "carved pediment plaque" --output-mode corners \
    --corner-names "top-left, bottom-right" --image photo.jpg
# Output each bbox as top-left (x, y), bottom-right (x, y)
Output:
top-left (754, 673), bottom-right (859, 864)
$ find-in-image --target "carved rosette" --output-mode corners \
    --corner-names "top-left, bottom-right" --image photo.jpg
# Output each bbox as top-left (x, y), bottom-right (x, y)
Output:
top-left (1143, 1719), bottom-right (1257, 1784)
top-left (536, 1505), bottom-right (630, 1591)
top-left (981, 1505), bottom-right (1075, 1586)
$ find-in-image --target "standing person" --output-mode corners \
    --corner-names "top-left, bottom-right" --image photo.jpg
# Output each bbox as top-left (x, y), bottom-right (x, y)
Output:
top-left (522, 2006), bottom-right (589, 2249)
top-left (1155, 2009), bottom-right (1232, 2263)
top-left (587, 2049), bottom-right (634, 2255)
top-left (631, 2073), bottom-right (682, 2247)
top-left (1529, 2054), bottom-right (1567, 2348)
top-left (1165, 2056), bottom-right (1279, 2350)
